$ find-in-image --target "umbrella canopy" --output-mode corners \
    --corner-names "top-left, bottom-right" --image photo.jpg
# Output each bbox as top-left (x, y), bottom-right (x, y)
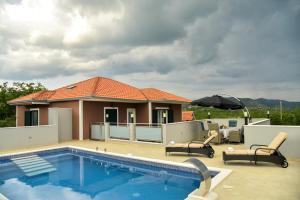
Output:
top-left (192, 95), bottom-right (245, 110)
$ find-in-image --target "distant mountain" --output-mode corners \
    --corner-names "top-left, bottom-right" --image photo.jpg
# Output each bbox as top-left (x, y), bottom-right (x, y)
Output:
top-left (239, 98), bottom-right (300, 109)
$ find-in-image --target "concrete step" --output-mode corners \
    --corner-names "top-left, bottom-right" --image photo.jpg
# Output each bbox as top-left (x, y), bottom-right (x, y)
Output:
top-left (22, 164), bottom-right (53, 173)
top-left (11, 155), bottom-right (56, 177)
top-left (26, 167), bottom-right (56, 177)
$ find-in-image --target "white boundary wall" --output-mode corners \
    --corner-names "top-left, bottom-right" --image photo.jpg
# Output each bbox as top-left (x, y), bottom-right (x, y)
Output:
top-left (164, 121), bottom-right (201, 145)
top-left (0, 125), bottom-right (58, 151)
top-left (244, 119), bottom-right (300, 158)
top-left (201, 118), bottom-right (266, 129)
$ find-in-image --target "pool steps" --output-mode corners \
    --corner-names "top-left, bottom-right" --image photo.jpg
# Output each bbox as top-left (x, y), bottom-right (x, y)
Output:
top-left (11, 155), bottom-right (56, 177)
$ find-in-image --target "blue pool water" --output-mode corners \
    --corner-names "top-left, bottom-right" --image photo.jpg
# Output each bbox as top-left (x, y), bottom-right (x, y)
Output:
top-left (0, 148), bottom-right (205, 200)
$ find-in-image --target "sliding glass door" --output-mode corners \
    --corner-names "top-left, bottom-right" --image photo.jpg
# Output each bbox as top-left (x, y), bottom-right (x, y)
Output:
top-left (24, 110), bottom-right (39, 126)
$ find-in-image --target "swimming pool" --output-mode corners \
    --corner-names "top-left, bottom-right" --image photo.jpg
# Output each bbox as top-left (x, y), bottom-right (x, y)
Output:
top-left (0, 147), bottom-right (221, 200)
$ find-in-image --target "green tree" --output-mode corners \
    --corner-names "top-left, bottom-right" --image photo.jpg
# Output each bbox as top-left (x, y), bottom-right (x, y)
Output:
top-left (0, 82), bottom-right (45, 126)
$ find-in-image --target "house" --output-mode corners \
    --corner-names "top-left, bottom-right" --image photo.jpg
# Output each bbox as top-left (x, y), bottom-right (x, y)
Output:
top-left (9, 77), bottom-right (191, 140)
top-left (182, 111), bottom-right (195, 121)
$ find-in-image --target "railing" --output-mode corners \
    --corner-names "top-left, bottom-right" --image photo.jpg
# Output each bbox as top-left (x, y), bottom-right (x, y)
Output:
top-left (135, 123), bottom-right (163, 143)
top-left (109, 123), bottom-right (130, 140)
top-left (90, 122), bottom-right (105, 140)
top-left (90, 122), bottom-right (163, 143)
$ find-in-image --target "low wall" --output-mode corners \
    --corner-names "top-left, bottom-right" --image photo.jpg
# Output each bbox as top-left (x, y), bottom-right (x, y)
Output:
top-left (0, 125), bottom-right (58, 151)
top-left (164, 121), bottom-right (200, 145)
top-left (244, 124), bottom-right (300, 158)
top-left (248, 119), bottom-right (271, 125)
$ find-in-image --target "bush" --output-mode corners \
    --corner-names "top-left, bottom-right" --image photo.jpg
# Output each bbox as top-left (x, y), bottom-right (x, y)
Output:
top-left (0, 117), bottom-right (16, 127)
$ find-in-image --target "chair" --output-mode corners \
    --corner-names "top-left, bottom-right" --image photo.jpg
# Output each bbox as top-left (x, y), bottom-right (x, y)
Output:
top-left (223, 132), bottom-right (288, 168)
top-left (228, 126), bottom-right (244, 143)
top-left (165, 131), bottom-right (217, 158)
top-left (208, 123), bottom-right (223, 144)
top-left (228, 120), bottom-right (237, 128)
top-left (199, 121), bottom-right (209, 141)
top-left (228, 129), bottom-right (242, 143)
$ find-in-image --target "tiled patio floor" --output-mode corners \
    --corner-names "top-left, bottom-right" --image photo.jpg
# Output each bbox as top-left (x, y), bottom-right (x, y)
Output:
top-left (1, 140), bottom-right (300, 200)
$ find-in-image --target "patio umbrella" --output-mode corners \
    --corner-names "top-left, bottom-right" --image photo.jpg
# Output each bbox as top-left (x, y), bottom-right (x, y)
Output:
top-left (192, 95), bottom-right (245, 110)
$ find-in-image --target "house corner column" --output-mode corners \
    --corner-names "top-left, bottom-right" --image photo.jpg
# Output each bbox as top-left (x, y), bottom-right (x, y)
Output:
top-left (79, 100), bottom-right (83, 140)
top-left (148, 102), bottom-right (152, 125)
top-left (129, 123), bottom-right (136, 142)
top-left (162, 124), bottom-right (167, 145)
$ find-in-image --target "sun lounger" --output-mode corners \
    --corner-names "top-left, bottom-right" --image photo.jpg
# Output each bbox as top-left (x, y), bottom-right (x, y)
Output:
top-left (165, 131), bottom-right (217, 158)
top-left (223, 132), bottom-right (288, 168)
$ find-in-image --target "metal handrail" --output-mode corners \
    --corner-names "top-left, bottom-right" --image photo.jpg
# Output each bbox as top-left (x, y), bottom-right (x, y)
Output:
top-left (184, 158), bottom-right (211, 197)
top-left (219, 93), bottom-right (251, 119)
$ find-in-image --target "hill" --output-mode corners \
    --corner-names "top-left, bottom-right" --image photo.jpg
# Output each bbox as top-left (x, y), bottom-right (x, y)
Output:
top-left (239, 98), bottom-right (300, 109)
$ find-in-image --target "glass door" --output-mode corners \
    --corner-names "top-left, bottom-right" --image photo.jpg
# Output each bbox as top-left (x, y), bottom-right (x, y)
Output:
top-left (31, 110), bottom-right (39, 126)
top-left (157, 109), bottom-right (168, 124)
top-left (127, 108), bottom-right (136, 123)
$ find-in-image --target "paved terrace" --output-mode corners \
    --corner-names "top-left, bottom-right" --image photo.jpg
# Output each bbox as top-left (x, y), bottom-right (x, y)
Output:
top-left (1, 140), bottom-right (299, 200)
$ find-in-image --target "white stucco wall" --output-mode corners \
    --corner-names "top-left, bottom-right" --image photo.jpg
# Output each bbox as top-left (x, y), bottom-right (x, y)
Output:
top-left (0, 125), bottom-right (58, 151)
top-left (48, 108), bottom-right (72, 142)
top-left (201, 118), bottom-right (267, 129)
top-left (244, 124), bottom-right (300, 158)
top-left (248, 119), bottom-right (271, 125)
top-left (164, 121), bottom-right (200, 145)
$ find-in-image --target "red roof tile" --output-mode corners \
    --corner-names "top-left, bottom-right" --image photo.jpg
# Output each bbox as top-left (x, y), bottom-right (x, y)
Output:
top-left (182, 111), bottom-right (195, 121)
top-left (93, 77), bottom-right (146, 101)
top-left (141, 88), bottom-right (191, 103)
top-left (9, 77), bottom-right (191, 104)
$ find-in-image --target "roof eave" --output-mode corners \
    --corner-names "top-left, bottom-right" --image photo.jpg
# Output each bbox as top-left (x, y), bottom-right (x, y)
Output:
top-left (149, 100), bottom-right (191, 104)
top-left (8, 100), bottom-right (49, 106)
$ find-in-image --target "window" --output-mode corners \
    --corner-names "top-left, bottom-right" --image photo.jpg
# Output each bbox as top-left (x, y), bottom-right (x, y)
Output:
top-left (25, 109), bottom-right (39, 126)
top-left (104, 107), bottom-right (118, 125)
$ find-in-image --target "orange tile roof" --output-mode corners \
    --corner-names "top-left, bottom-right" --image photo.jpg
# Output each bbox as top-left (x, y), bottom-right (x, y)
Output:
top-left (141, 88), bottom-right (191, 103)
top-left (182, 111), bottom-right (195, 121)
top-left (9, 77), bottom-right (191, 104)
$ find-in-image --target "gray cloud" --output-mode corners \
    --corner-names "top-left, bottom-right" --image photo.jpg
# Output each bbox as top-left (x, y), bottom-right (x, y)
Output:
top-left (0, 0), bottom-right (299, 100)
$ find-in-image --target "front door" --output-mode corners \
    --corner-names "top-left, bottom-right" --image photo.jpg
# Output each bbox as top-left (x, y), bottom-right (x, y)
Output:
top-left (105, 108), bottom-right (118, 125)
top-left (127, 108), bottom-right (136, 123)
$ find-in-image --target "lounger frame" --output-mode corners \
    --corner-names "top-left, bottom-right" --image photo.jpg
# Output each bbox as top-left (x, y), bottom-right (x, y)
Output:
top-left (223, 139), bottom-right (288, 168)
top-left (166, 142), bottom-right (215, 158)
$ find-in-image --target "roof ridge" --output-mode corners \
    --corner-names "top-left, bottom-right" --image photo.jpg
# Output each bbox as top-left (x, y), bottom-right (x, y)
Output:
top-left (141, 87), bottom-right (155, 90)
top-left (32, 90), bottom-right (55, 101)
top-left (139, 89), bottom-right (149, 101)
top-left (102, 76), bottom-right (142, 90)
top-left (91, 77), bottom-right (101, 96)
top-left (54, 77), bottom-right (98, 91)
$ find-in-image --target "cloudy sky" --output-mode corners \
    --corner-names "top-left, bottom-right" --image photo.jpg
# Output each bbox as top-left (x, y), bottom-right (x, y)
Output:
top-left (0, 0), bottom-right (299, 101)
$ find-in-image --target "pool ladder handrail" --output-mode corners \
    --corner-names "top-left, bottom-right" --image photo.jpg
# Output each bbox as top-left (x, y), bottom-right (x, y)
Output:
top-left (184, 158), bottom-right (211, 197)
